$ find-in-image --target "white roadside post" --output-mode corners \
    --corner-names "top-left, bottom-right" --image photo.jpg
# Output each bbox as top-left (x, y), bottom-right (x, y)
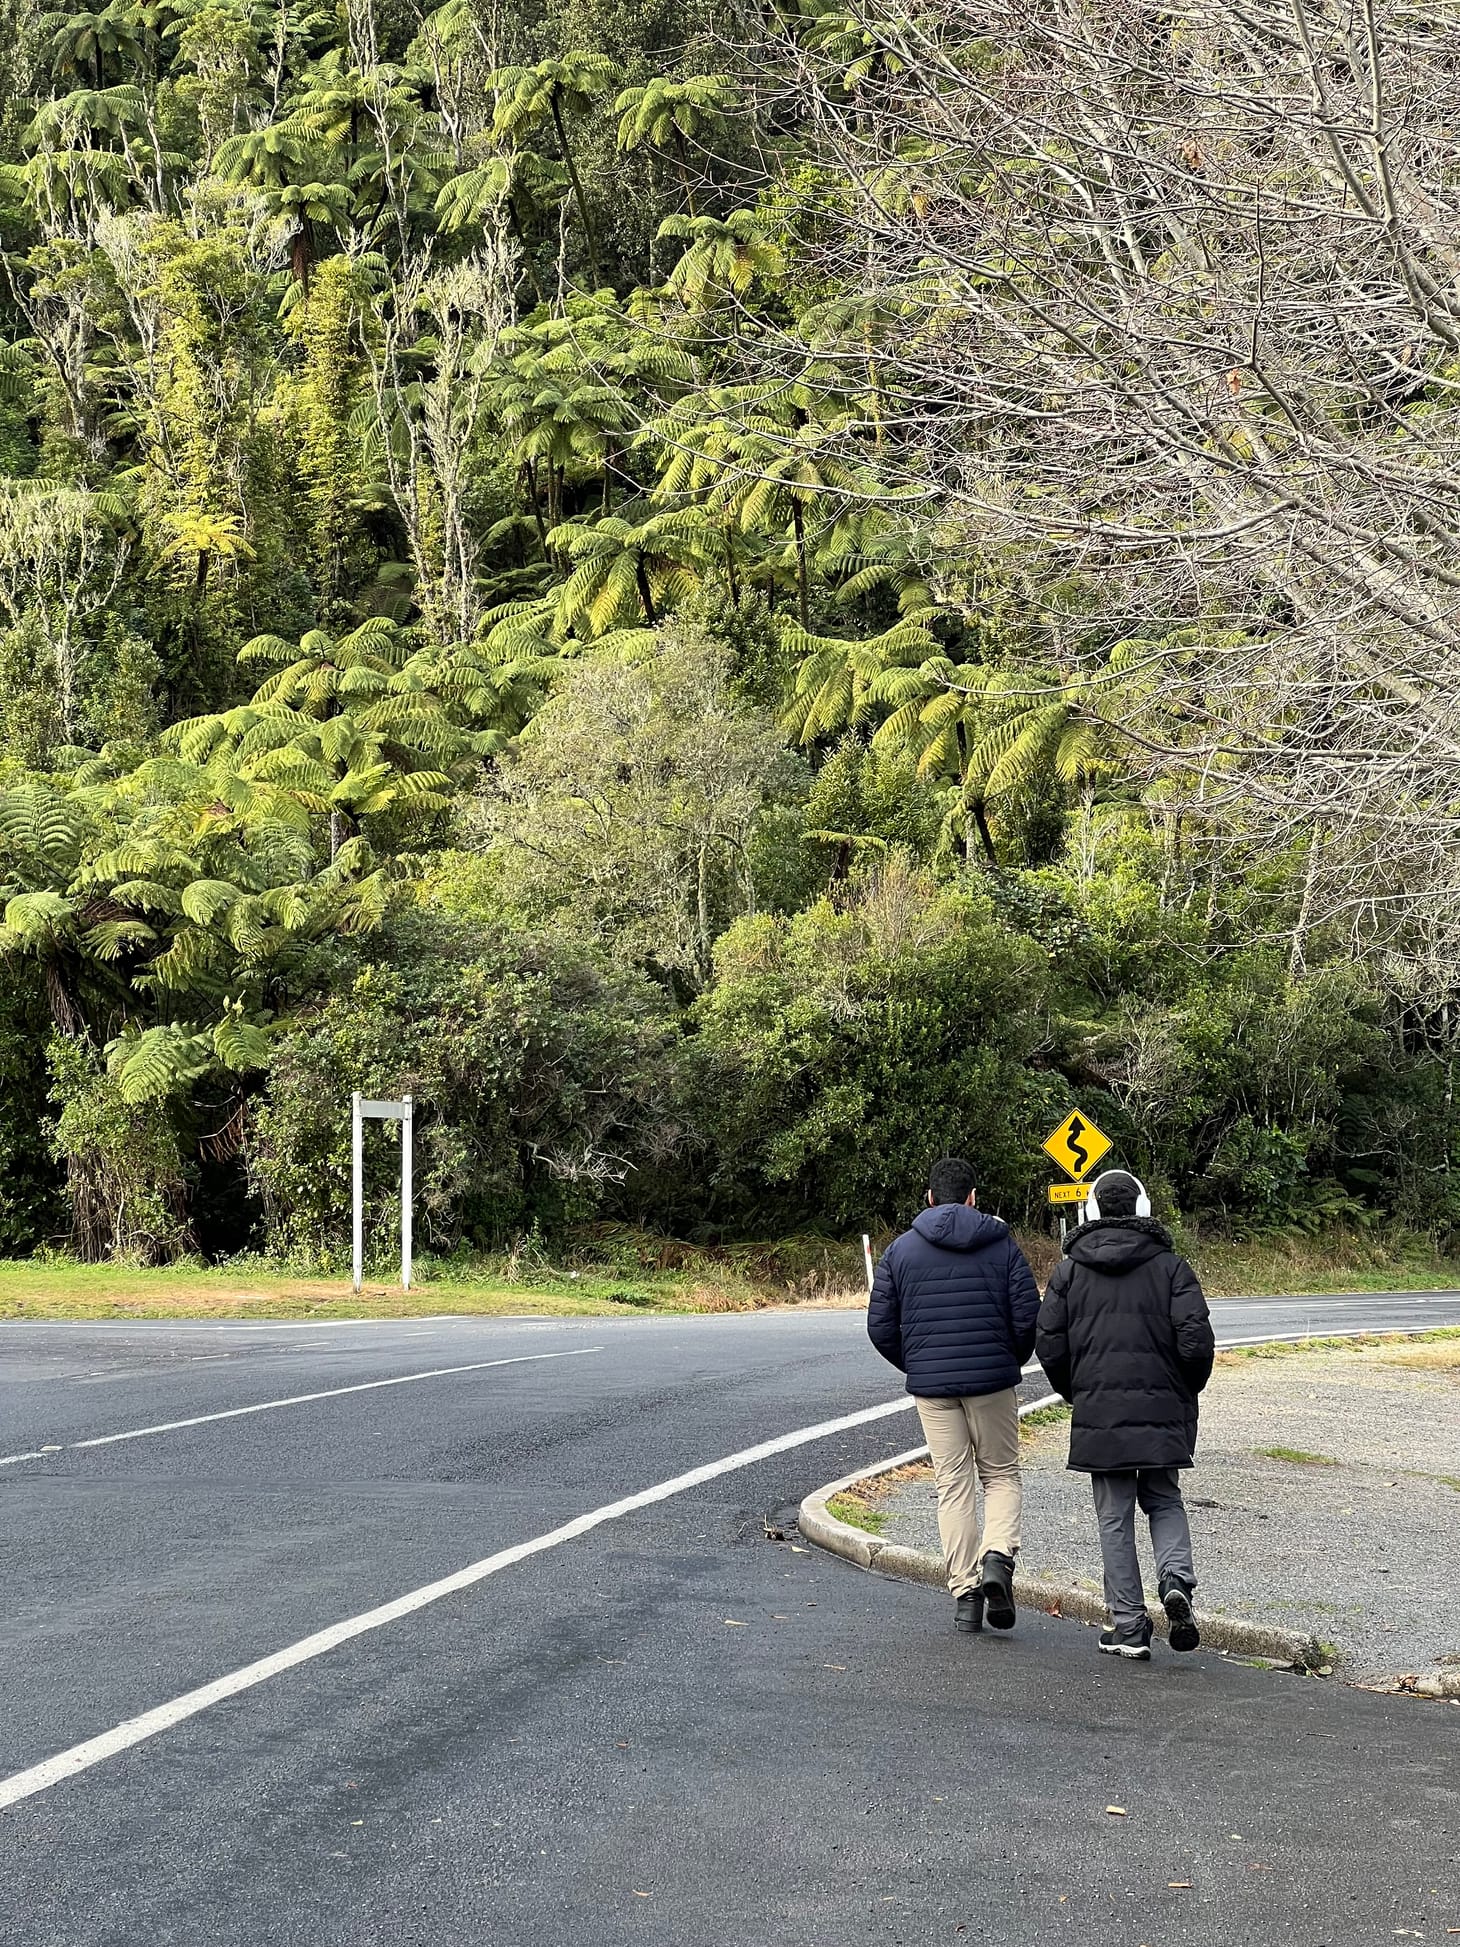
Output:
top-left (352, 1091), bottom-right (364, 1293)
top-left (401, 1094), bottom-right (413, 1293)
top-left (350, 1093), bottom-right (416, 1293)
top-left (861, 1233), bottom-right (875, 1295)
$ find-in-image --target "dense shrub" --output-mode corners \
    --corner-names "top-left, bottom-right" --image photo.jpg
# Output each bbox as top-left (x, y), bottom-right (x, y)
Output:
top-left (47, 1035), bottom-right (194, 1262)
top-left (246, 907), bottom-right (685, 1269)
top-left (689, 860), bottom-right (1066, 1232)
top-left (1110, 959), bottom-right (1387, 1231)
top-left (0, 969), bottom-right (63, 1252)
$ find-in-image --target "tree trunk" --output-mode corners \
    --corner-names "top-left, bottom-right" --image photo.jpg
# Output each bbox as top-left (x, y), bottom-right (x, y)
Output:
top-left (695, 839), bottom-right (711, 983)
top-left (635, 560), bottom-right (657, 625)
top-left (792, 500), bottom-right (809, 628)
top-left (1289, 824), bottom-right (1323, 978)
top-left (292, 220), bottom-right (313, 298)
top-left (971, 797), bottom-right (998, 866)
top-left (45, 960), bottom-right (83, 1035)
top-left (673, 129), bottom-right (697, 217)
top-left (505, 197), bottom-right (547, 305)
top-left (523, 462), bottom-right (548, 556)
top-left (550, 90), bottom-right (603, 289)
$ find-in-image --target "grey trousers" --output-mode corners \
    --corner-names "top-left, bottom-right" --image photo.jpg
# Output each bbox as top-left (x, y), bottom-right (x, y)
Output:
top-left (1090, 1468), bottom-right (1196, 1637)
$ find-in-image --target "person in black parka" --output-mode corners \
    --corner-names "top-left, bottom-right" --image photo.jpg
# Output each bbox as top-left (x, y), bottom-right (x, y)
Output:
top-left (1036, 1169), bottom-right (1215, 1660)
top-left (868, 1155), bottom-right (1041, 1634)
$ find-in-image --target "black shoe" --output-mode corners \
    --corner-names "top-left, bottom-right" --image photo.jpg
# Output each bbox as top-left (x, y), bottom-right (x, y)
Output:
top-left (1098, 1620), bottom-right (1153, 1660)
top-left (980, 1551), bottom-right (1017, 1630)
top-left (954, 1587), bottom-right (984, 1633)
top-left (1160, 1576), bottom-right (1200, 1652)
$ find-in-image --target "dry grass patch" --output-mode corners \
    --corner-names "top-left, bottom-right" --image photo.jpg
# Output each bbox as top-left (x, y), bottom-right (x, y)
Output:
top-left (787, 1283), bottom-right (872, 1310)
top-left (1216, 1327), bottom-right (1460, 1370)
top-left (1376, 1341), bottom-right (1460, 1372)
top-left (861, 1459), bottom-right (933, 1499)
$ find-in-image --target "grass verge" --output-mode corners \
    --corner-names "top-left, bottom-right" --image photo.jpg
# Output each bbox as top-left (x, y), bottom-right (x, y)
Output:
top-left (825, 1491), bottom-right (887, 1536)
top-left (1020, 1402), bottom-right (1073, 1439)
top-left (0, 1257), bottom-right (776, 1323)
top-left (1188, 1230), bottom-right (1460, 1299)
top-left (4, 1223), bottom-right (1460, 1324)
top-left (1216, 1327), bottom-right (1460, 1368)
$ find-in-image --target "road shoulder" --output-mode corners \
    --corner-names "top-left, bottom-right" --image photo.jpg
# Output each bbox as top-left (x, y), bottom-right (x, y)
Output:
top-left (801, 1336), bottom-right (1460, 1694)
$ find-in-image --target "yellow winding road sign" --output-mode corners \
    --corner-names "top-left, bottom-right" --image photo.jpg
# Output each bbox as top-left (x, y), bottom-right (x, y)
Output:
top-left (1042, 1109), bottom-right (1112, 1182)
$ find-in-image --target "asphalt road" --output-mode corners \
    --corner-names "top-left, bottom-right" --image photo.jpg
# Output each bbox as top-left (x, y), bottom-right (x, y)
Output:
top-left (3, 1292), bottom-right (1459, 1945)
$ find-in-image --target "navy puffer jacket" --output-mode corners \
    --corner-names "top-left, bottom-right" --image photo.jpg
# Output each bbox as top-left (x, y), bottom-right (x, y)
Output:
top-left (867, 1204), bottom-right (1041, 1398)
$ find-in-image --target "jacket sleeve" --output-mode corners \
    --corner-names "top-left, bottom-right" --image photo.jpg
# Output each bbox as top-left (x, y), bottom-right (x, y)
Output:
top-left (1006, 1239), bottom-right (1041, 1365)
top-left (866, 1245), bottom-right (905, 1372)
top-left (1171, 1256), bottom-right (1215, 1393)
top-left (1035, 1259), bottom-right (1073, 1402)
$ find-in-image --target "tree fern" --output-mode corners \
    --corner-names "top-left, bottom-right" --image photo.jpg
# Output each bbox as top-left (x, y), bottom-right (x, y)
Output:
top-left (82, 918), bottom-right (157, 961)
top-left (213, 1007), bottom-right (271, 1072)
top-left (0, 783), bottom-right (87, 878)
top-left (180, 880), bottom-right (240, 926)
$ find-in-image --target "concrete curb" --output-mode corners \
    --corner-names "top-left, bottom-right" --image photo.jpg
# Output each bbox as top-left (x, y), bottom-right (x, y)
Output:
top-left (799, 1443), bottom-right (1327, 1671)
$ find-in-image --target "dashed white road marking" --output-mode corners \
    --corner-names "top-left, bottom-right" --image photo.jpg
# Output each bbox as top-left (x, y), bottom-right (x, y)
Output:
top-left (0, 1390), bottom-right (917, 1811)
top-left (0, 1348), bottom-right (601, 1468)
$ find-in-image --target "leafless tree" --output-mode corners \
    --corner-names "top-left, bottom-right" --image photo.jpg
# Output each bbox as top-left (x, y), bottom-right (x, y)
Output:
top-left (362, 241), bottom-right (518, 647)
top-left (746, 0), bottom-right (1460, 990)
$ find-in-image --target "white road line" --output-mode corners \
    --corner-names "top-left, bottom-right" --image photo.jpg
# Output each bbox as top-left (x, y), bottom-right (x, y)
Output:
top-left (0, 1391), bottom-right (916, 1812)
top-left (2, 1316), bottom-right (1450, 1811)
top-left (0, 1348), bottom-right (601, 1468)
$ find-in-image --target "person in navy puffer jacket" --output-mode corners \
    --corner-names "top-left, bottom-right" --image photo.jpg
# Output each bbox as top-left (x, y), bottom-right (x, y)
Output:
top-left (868, 1155), bottom-right (1041, 1634)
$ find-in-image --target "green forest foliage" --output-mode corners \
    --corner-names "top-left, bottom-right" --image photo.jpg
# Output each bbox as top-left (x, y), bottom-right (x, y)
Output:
top-left (0, 0), bottom-right (1453, 1265)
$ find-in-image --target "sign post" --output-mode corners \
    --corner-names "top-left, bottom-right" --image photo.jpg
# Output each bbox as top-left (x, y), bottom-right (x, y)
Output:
top-left (352, 1090), bottom-right (364, 1293)
top-left (401, 1095), bottom-right (413, 1292)
top-left (1041, 1107), bottom-right (1114, 1227)
top-left (350, 1092), bottom-right (415, 1293)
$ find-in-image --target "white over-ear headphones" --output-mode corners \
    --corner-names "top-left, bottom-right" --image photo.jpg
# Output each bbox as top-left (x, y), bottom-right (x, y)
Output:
top-left (1084, 1171), bottom-right (1151, 1221)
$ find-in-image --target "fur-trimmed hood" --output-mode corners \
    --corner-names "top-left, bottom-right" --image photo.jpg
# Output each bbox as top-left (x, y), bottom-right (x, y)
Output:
top-left (1064, 1215), bottom-right (1174, 1273)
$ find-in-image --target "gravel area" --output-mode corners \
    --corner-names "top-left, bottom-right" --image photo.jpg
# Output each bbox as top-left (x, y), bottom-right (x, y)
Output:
top-left (872, 1342), bottom-right (1460, 1684)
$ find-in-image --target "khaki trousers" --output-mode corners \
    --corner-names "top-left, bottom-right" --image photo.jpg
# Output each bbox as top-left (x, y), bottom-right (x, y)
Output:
top-left (915, 1389), bottom-right (1023, 1596)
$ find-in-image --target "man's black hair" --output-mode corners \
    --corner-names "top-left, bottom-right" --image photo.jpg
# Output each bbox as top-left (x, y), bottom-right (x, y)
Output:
top-left (928, 1156), bottom-right (977, 1205)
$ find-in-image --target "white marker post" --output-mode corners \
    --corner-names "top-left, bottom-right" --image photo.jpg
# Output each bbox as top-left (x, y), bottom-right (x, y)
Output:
top-left (862, 1233), bottom-right (875, 1294)
top-left (351, 1090), bottom-right (363, 1294)
top-left (350, 1092), bottom-right (415, 1293)
top-left (401, 1094), bottom-right (413, 1293)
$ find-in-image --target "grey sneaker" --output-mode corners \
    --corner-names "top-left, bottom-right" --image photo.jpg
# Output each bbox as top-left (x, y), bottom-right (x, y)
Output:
top-left (1099, 1622), bottom-right (1153, 1661)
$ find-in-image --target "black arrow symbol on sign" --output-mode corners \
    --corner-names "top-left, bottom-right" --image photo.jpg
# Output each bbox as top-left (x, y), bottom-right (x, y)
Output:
top-left (1066, 1117), bottom-right (1090, 1175)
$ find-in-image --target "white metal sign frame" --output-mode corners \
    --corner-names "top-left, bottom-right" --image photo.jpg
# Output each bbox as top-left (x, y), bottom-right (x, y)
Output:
top-left (351, 1091), bottom-right (414, 1292)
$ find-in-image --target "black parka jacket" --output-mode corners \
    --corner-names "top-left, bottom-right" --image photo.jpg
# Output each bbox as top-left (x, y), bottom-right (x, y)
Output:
top-left (1036, 1217), bottom-right (1214, 1472)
